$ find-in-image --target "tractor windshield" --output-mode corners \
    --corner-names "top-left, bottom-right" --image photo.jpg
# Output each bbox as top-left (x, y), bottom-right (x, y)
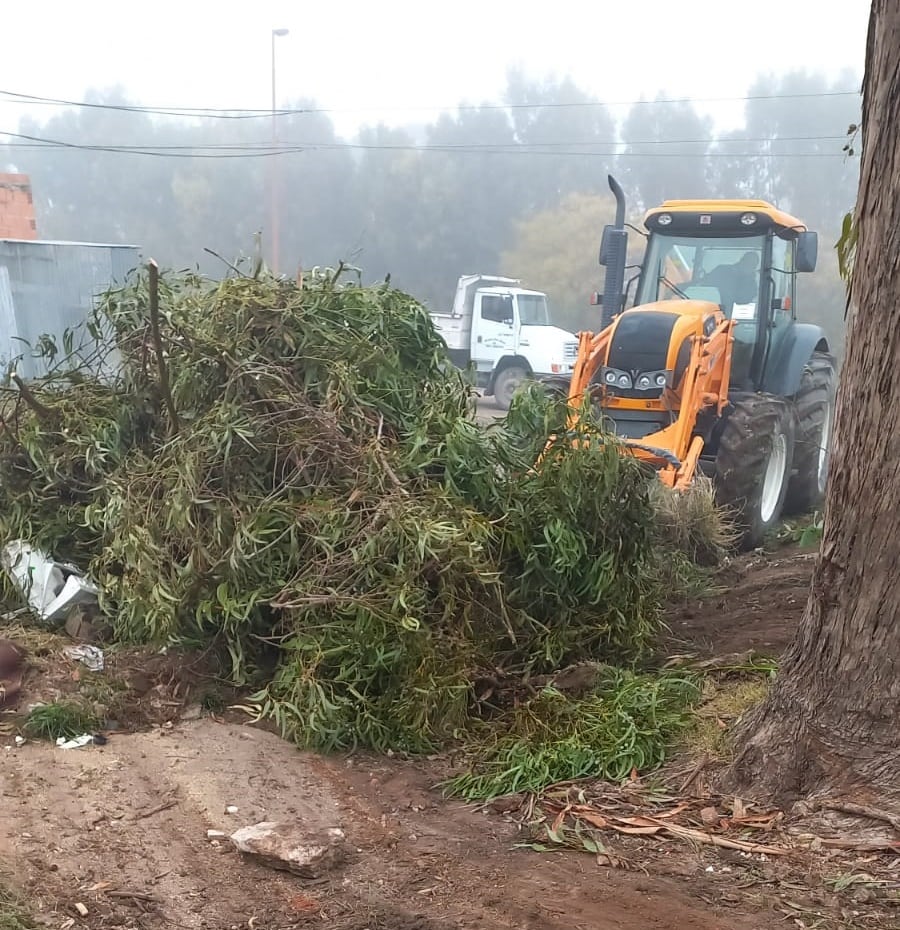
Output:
top-left (635, 234), bottom-right (766, 320)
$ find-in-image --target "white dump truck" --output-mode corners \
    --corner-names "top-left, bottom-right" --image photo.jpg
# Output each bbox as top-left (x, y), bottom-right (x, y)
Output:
top-left (430, 274), bottom-right (579, 409)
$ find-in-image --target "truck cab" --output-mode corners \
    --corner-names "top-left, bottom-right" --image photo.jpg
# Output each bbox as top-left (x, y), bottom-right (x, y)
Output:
top-left (431, 274), bottom-right (579, 409)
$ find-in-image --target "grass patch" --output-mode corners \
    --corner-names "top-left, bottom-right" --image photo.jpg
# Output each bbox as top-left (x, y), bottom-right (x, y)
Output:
top-left (776, 511), bottom-right (824, 548)
top-left (23, 700), bottom-right (99, 741)
top-left (650, 478), bottom-right (736, 567)
top-left (0, 885), bottom-right (37, 930)
top-left (649, 478), bottom-right (734, 599)
top-left (445, 668), bottom-right (701, 800)
top-left (689, 675), bottom-right (772, 759)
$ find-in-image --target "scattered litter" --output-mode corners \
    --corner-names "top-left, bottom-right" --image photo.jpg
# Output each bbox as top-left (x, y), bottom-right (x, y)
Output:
top-left (65, 608), bottom-right (100, 642)
top-left (1, 540), bottom-right (99, 624)
top-left (207, 829), bottom-right (227, 839)
top-left (63, 644), bottom-right (104, 672)
top-left (74, 902), bottom-right (89, 917)
top-left (0, 608), bottom-right (29, 621)
top-left (56, 734), bottom-right (102, 750)
top-left (44, 574), bottom-right (100, 623)
top-left (14, 735), bottom-right (25, 747)
top-left (226, 805), bottom-right (239, 814)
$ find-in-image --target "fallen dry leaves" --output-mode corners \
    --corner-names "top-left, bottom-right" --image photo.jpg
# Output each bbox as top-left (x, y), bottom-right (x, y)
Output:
top-left (526, 777), bottom-right (900, 861)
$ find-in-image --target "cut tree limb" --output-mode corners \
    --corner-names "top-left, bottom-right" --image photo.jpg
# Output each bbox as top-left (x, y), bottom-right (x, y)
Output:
top-left (147, 260), bottom-right (180, 437)
top-left (818, 799), bottom-right (900, 834)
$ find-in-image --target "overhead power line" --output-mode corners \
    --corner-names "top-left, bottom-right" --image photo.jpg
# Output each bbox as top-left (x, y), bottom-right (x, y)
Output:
top-left (0, 88), bottom-right (862, 120)
top-left (0, 129), bottom-right (851, 152)
top-left (0, 128), bottom-right (855, 161)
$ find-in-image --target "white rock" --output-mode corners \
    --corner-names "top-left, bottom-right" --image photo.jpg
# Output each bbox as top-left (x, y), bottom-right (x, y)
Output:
top-left (229, 821), bottom-right (346, 878)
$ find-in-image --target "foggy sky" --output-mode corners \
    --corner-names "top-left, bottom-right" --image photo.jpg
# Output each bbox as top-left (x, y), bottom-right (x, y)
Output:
top-left (0, 0), bottom-right (870, 137)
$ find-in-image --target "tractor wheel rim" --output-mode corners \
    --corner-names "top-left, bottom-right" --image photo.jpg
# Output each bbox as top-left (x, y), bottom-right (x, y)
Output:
top-left (760, 431), bottom-right (787, 524)
top-left (817, 401), bottom-right (831, 491)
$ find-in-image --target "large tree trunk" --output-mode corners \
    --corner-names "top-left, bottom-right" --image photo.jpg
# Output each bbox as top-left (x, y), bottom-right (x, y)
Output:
top-left (730, 0), bottom-right (900, 807)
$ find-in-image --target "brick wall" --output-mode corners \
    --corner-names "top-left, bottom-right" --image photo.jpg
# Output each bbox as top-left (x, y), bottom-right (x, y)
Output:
top-left (0, 173), bottom-right (37, 240)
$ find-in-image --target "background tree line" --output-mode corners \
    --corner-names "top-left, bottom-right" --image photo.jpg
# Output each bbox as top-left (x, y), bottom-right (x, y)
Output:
top-left (1, 68), bottom-right (859, 352)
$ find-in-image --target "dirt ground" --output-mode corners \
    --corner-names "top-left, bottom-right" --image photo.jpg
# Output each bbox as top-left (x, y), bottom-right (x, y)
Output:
top-left (2, 545), bottom-right (897, 930)
top-left (663, 547), bottom-right (817, 659)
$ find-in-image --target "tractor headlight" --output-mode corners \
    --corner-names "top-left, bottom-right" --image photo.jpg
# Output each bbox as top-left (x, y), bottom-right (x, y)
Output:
top-left (740, 212), bottom-right (757, 226)
top-left (629, 370), bottom-right (671, 391)
top-left (601, 367), bottom-right (637, 389)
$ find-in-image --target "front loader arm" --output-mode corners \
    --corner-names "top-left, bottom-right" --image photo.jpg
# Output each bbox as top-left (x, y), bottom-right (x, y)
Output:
top-left (566, 326), bottom-right (613, 429)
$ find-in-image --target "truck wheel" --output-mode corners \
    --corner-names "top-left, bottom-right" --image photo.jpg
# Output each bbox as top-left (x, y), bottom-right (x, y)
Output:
top-left (715, 394), bottom-right (795, 551)
top-left (493, 366), bottom-right (529, 410)
top-left (783, 352), bottom-right (836, 515)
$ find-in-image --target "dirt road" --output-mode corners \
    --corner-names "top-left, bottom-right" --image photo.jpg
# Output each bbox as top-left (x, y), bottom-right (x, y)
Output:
top-left (4, 546), bottom-right (880, 930)
top-left (2, 718), bottom-right (767, 930)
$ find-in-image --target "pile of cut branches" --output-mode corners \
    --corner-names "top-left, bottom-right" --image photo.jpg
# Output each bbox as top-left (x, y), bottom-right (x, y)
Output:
top-left (0, 263), bottom-right (706, 755)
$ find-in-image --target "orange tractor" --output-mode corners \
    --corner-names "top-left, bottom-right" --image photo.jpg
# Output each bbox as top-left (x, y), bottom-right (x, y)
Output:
top-left (548, 177), bottom-right (835, 549)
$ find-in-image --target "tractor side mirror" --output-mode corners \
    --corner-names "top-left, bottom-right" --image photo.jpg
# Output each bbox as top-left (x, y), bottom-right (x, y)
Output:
top-left (598, 225), bottom-right (614, 266)
top-left (599, 224), bottom-right (628, 268)
top-left (796, 231), bottom-right (818, 273)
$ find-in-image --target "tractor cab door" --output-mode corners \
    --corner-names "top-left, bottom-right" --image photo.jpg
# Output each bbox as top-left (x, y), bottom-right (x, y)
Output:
top-left (692, 243), bottom-right (764, 389)
top-left (636, 234), bottom-right (767, 389)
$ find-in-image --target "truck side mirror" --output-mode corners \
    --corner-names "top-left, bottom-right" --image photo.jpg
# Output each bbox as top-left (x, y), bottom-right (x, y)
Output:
top-left (796, 231), bottom-right (818, 273)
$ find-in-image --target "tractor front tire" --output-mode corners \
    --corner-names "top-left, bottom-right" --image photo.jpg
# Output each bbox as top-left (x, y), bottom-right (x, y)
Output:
top-left (783, 351), bottom-right (836, 515)
top-left (715, 394), bottom-right (796, 551)
top-left (493, 366), bottom-right (529, 411)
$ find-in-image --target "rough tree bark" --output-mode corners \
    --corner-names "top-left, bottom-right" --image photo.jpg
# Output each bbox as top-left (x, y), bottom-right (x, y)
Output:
top-left (730, 0), bottom-right (900, 807)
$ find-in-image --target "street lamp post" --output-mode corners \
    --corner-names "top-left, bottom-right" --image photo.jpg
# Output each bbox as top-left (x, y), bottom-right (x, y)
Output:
top-left (270, 27), bottom-right (289, 275)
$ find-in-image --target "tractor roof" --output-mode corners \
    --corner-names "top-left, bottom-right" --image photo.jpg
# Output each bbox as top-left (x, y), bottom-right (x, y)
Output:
top-left (644, 199), bottom-right (808, 237)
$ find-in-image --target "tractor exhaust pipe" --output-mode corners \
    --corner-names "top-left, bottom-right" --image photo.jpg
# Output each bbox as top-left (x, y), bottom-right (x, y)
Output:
top-left (598, 174), bottom-right (628, 329)
top-left (610, 174), bottom-right (626, 229)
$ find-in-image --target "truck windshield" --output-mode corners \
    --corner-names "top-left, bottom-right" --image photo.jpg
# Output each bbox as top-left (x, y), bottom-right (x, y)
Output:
top-left (635, 234), bottom-right (766, 317)
top-left (518, 294), bottom-right (550, 325)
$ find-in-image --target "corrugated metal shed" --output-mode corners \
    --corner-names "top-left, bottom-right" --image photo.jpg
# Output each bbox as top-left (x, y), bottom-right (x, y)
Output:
top-left (0, 239), bottom-right (141, 380)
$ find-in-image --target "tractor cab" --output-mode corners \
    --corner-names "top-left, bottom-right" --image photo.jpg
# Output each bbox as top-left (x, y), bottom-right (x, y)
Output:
top-left (633, 201), bottom-right (818, 391)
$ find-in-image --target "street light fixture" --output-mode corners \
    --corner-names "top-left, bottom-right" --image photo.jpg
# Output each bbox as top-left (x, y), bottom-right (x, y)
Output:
top-left (270, 27), bottom-right (289, 275)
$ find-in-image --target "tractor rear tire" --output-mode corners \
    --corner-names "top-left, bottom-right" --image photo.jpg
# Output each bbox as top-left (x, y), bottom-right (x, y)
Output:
top-left (783, 352), bottom-right (836, 515)
top-left (715, 394), bottom-right (796, 551)
top-left (493, 366), bottom-right (529, 411)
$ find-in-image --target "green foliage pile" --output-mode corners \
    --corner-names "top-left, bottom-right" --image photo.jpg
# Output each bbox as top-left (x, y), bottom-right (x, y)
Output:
top-left (0, 265), bottom-right (665, 755)
top-left (446, 669), bottom-right (701, 800)
top-left (0, 885), bottom-right (37, 930)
